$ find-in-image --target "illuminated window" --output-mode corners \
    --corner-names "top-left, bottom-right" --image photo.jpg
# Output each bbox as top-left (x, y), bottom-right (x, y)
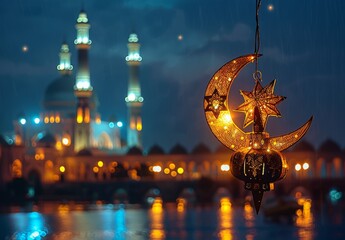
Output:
top-left (84, 108), bottom-right (90, 123)
top-left (12, 159), bottom-right (22, 178)
top-left (55, 113), bottom-right (60, 123)
top-left (136, 117), bottom-right (142, 131)
top-left (44, 116), bottom-right (49, 124)
top-left (15, 134), bottom-right (22, 145)
top-left (130, 117), bottom-right (136, 129)
top-left (77, 107), bottom-right (83, 123)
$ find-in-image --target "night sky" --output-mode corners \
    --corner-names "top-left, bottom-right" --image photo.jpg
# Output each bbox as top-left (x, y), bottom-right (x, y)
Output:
top-left (0, 0), bottom-right (345, 152)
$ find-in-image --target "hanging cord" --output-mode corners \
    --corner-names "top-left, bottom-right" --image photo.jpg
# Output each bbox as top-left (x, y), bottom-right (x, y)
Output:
top-left (253, 0), bottom-right (262, 81)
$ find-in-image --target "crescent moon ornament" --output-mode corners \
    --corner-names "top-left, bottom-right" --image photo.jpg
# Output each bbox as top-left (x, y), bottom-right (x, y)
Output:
top-left (203, 54), bottom-right (312, 213)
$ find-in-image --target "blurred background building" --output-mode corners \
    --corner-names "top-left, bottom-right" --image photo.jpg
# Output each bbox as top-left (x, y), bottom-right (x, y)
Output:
top-left (0, 11), bottom-right (344, 196)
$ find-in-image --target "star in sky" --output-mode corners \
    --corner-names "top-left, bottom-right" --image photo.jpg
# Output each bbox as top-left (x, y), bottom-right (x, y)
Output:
top-left (204, 88), bottom-right (227, 119)
top-left (235, 79), bottom-right (285, 129)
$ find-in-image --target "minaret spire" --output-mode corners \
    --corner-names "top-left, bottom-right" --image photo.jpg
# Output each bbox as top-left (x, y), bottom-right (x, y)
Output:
top-left (74, 10), bottom-right (93, 152)
top-left (125, 32), bottom-right (144, 148)
top-left (57, 42), bottom-right (73, 75)
top-left (74, 10), bottom-right (92, 91)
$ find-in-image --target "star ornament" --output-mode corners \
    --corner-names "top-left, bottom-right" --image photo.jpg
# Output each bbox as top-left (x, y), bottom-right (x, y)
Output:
top-left (204, 88), bottom-right (227, 119)
top-left (235, 79), bottom-right (286, 129)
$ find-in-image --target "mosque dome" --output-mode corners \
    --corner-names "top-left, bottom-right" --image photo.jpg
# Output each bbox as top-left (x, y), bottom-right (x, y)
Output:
top-left (169, 143), bottom-right (188, 155)
top-left (291, 140), bottom-right (315, 152)
top-left (191, 143), bottom-right (211, 154)
top-left (148, 144), bottom-right (165, 155)
top-left (36, 132), bottom-right (56, 148)
top-left (43, 74), bottom-right (99, 118)
top-left (318, 139), bottom-right (341, 153)
top-left (43, 74), bottom-right (76, 117)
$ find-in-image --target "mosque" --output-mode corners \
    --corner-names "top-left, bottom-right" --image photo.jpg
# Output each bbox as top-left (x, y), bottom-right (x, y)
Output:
top-left (0, 10), bottom-right (144, 184)
top-left (0, 10), bottom-right (344, 193)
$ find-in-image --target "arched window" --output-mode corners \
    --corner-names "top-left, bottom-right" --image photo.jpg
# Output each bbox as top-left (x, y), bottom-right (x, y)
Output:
top-left (12, 159), bottom-right (22, 178)
top-left (98, 132), bottom-right (113, 149)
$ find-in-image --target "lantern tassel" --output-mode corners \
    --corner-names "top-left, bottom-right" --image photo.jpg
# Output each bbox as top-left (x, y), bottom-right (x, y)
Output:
top-left (252, 190), bottom-right (264, 214)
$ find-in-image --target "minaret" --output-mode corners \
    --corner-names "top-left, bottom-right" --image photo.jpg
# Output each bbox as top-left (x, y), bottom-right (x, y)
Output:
top-left (57, 42), bottom-right (73, 75)
top-left (74, 10), bottom-right (93, 152)
top-left (125, 33), bottom-right (143, 148)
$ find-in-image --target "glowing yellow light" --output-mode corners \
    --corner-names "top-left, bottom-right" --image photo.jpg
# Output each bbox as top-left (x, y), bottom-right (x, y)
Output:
top-left (136, 120), bottom-right (142, 131)
top-left (228, 77), bottom-right (232, 81)
top-left (267, 4), bottom-right (274, 11)
top-left (294, 134), bottom-right (298, 138)
top-left (44, 116), bottom-right (49, 123)
top-left (164, 168), bottom-right (170, 174)
top-left (169, 163), bottom-right (175, 169)
top-left (62, 137), bottom-right (69, 146)
top-left (177, 198), bottom-right (186, 212)
top-left (93, 166), bottom-right (99, 173)
top-left (222, 113), bottom-right (232, 123)
top-left (295, 163), bottom-right (301, 171)
top-left (153, 165), bottom-right (162, 173)
top-left (59, 166), bottom-right (66, 173)
top-left (77, 107), bottom-right (83, 123)
top-left (151, 198), bottom-right (163, 213)
top-left (56, 141), bottom-right (62, 150)
top-left (55, 114), bottom-right (60, 123)
top-left (97, 161), bottom-right (104, 168)
top-left (171, 171), bottom-right (177, 177)
top-left (22, 45), bottom-right (28, 52)
top-left (49, 116), bottom-right (55, 123)
top-left (303, 162), bottom-right (309, 170)
top-left (220, 197), bottom-right (232, 212)
top-left (177, 167), bottom-right (184, 174)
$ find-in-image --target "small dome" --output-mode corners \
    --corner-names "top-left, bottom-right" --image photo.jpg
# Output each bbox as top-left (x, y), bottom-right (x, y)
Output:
top-left (77, 11), bottom-right (89, 23)
top-left (318, 139), bottom-right (341, 153)
top-left (76, 148), bottom-right (93, 156)
top-left (215, 144), bottom-right (230, 154)
top-left (128, 33), bottom-right (139, 43)
top-left (36, 132), bottom-right (56, 147)
top-left (169, 144), bottom-right (188, 155)
top-left (127, 146), bottom-right (143, 155)
top-left (191, 143), bottom-right (211, 154)
top-left (43, 74), bottom-right (76, 117)
top-left (0, 135), bottom-right (11, 146)
top-left (291, 140), bottom-right (315, 152)
top-left (148, 144), bottom-right (165, 155)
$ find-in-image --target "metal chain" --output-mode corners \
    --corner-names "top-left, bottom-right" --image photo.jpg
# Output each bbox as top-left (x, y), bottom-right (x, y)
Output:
top-left (253, 0), bottom-right (262, 81)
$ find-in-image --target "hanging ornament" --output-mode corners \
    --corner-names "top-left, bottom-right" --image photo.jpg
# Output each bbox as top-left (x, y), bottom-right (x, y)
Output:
top-left (203, 0), bottom-right (312, 214)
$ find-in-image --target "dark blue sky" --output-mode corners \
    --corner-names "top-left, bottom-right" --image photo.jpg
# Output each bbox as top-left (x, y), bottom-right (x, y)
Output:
top-left (0, 0), bottom-right (344, 152)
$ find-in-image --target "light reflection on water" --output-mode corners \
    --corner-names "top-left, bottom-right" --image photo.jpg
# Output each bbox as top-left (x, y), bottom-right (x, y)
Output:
top-left (0, 198), bottom-right (344, 240)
